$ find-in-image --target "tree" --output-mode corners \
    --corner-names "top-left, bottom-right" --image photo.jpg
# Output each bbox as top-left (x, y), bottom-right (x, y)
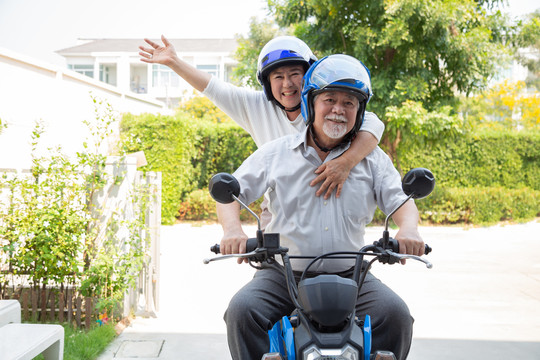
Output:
top-left (232, 16), bottom-right (293, 88)
top-left (270, 0), bottom-right (511, 109)
top-left (385, 101), bottom-right (463, 172)
top-left (179, 91), bottom-right (233, 124)
top-left (266, 0), bottom-right (512, 169)
top-left (460, 80), bottom-right (540, 130)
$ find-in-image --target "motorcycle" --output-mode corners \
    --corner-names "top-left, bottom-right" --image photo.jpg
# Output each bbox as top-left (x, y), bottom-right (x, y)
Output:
top-left (204, 167), bottom-right (435, 360)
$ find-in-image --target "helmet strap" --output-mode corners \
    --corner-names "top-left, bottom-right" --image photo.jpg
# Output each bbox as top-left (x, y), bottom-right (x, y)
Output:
top-left (309, 125), bottom-right (333, 153)
top-left (274, 100), bottom-right (301, 113)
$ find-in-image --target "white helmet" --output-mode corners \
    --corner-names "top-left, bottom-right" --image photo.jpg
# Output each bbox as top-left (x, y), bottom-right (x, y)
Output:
top-left (256, 36), bottom-right (317, 106)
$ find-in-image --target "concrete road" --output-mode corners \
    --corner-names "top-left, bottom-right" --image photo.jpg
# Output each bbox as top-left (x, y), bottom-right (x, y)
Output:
top-left (98, 220), bottom-right (540, 359)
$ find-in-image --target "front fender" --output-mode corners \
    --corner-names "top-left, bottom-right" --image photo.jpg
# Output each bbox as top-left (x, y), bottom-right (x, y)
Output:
top-left (268, 316), bottom-right (296, 359)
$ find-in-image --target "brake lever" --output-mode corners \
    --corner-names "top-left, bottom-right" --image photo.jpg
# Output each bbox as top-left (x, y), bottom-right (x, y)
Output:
top-left (203, 250), bottom-right (259, 264)
top-left (386, 251), bottom-right (433, 269)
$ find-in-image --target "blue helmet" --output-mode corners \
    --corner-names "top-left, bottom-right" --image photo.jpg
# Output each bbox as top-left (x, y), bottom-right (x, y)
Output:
top-left (257, 36), bottom-right (317, 104)
top-left (301, 54), bottom-right (372, 135)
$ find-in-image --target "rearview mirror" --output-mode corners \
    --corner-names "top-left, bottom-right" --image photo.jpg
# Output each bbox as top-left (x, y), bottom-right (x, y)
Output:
top-left (208, 172), bottom-right (241, 204)
top-left (402, 168), bottom-right (435, 199)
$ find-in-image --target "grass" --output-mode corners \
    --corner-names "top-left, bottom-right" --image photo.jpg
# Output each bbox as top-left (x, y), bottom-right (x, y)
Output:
top-left (33, 322), bottom-right (117, 360)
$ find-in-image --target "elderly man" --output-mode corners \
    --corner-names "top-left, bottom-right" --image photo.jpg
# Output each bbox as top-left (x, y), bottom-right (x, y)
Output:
top-left (216, 54), bottom-right (425, 360)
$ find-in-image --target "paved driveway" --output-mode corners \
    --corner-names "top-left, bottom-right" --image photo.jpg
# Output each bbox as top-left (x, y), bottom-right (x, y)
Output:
top-left (99, 220), bottom-right (540, 360)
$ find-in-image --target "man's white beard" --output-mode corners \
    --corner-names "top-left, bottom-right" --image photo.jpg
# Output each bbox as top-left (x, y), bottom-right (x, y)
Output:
top-left (322, 115), bottom-right (348, 139)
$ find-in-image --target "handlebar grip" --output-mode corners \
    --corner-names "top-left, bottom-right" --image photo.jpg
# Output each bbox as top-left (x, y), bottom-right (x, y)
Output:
top-left (210, 237), bottom-right (258, 254)
top-left (386, 238), bottom-right (432, 255)
top-left (210, 244), bottom-right (221, 254)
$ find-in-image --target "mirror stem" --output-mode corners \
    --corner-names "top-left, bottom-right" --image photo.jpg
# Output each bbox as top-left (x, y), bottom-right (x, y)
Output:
top-left (382, 193), bottom-right (414, 248)
top-left (232, 194), bottom-right (261, 231)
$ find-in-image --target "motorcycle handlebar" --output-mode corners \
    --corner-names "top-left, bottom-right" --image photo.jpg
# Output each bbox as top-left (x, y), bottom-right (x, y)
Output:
top-left (211, 238), bottom-right (432, 256)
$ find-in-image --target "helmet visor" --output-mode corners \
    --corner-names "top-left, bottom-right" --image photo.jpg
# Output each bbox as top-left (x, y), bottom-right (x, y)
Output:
top-left (260, 49), bottom-right (304, 69)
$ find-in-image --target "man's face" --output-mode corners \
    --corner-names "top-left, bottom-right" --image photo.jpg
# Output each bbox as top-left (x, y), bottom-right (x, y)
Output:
top-left (268, 65), bottom-right (305, 110)
top-left (312, 90), bottom-right (359, 144)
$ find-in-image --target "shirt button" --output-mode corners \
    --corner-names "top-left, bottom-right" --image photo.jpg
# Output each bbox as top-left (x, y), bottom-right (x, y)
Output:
top-left (325, 227), bottom-right (328, 231)
top-left (324, 201), bottom-right (327, 205)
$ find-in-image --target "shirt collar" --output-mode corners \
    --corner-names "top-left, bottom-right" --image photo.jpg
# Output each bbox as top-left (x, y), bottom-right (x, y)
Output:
top-left (290, 126), bottom-right (309, 151)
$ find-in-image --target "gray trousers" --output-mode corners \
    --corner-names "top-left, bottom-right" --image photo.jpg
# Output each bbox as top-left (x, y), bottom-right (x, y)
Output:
top-left (224, 262), bottom-right (413, 360)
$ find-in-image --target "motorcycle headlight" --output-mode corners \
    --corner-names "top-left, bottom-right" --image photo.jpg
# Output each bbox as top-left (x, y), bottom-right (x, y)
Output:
top-left (303, 344), bottom-right (359, 360)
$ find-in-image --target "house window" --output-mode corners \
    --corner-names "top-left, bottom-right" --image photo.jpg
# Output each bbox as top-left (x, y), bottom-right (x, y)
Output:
top-left (196, 64), bottom-right (220, 78)
top-left (68, 64), bottom-right (94, 78)
top-left (130, 65), bottom-right (147, 93)
top-left (99, 64), bottom-right (117, 86)
top-left (152, 64), bottom-right (180, 87)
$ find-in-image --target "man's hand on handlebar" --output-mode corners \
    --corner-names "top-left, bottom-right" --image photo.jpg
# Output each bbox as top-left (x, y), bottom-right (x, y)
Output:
top-left (220, 230), bottom-right (249, 264)
top-left (394, 227), bottom-right (425, 265)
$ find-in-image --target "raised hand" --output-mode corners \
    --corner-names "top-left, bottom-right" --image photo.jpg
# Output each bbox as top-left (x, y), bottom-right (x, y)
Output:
top-left (139, 35), bottom-right (178, 66)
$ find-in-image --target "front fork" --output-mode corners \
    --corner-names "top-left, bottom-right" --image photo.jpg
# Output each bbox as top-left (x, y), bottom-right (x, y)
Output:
top-left (267, 316), bottom-right (296, 359)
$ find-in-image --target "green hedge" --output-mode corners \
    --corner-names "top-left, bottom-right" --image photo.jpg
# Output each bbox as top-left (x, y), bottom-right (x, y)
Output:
top-left (417, 186), bottom-right (540, 225)
top-left (120, 113), bottom-right (256, 224)
top-left (120, 113), bottom-right (539, 225)
top-left (399, 130), bottom-right (540, 190)
top-left (371, 186), bottom-right (539, 225)
top-left (190, 119), bottom-right (258, 188)
top-left (121, 113), bottom-right (197, 224)
top-left (179, 184), bottom-right (540, 226)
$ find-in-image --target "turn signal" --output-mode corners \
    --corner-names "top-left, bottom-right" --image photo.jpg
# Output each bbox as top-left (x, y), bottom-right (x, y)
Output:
top-left (372, 350), bottom-right (397, 360)
top-left (261, 352), bottom-right (283, 360)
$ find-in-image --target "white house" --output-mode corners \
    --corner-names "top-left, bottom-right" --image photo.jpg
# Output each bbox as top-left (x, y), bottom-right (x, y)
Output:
top-left (0, 47), bottom-right (167, 170)
top-left (0, 37), bottom-right (238, 170)
top-left (56, 38), bottom-right (238, 109)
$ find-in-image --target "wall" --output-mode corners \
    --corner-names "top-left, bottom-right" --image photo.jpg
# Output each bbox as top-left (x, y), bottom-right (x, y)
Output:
top-left (0, 48), bottom-right (169, 170)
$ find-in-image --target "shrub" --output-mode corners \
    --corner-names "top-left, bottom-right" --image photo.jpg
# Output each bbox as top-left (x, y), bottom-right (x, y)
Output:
top-left (178, 188), bottom-right (264, 223)
top-left (459, 80), bottom-right (540, 131)
top-left (1, 98), bottom-right (152, 320)
top-left (119, 111), bottom-right (539, 225)
top-left (190, 120), bottom-right (257, 189)
top-left (400, 129), bottom-right (540, 190)
top-left (120, 114), bottom-right (256, 224)
top-left (178, 189), bottom-right (217, 221)
top-left (179, 94), bottom-right (233, 124)
top-left (417, 186), bottom-right (540, 225)
top-left (120, 113), bottom-right (199, 224)
top-left (371, 186), bottom-right (539, 226)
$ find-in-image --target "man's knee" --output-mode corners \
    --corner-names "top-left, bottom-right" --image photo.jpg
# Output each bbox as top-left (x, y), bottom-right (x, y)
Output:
top-left (380, 295), bottom-right (412, 328)
top-left (392, 296), bottom-right (412, 324)
top-left (224, 291), bottom-right (255, 324)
